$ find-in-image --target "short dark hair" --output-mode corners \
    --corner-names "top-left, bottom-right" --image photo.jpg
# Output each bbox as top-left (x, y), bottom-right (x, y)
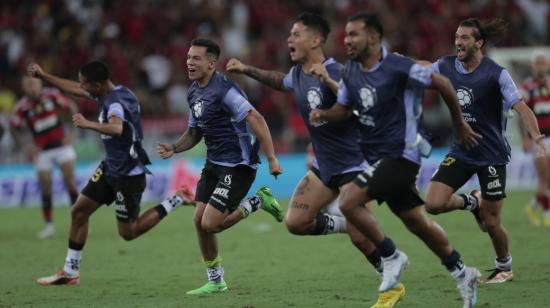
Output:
top-left (79, 61), bottom-right (110, 82)
top-left (295, 12), bottom-right (331, 42)
top-left (191, 38), bottom-right (221, 60)
top-left (348, 12), bottom-right (384, 38)
top-left (459, 18), bottom-right (508, 47)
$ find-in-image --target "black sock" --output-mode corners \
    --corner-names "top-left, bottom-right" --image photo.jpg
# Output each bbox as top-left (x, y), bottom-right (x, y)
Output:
top-left (154, 204), bottom-right (168, 219)
top-left (68, 239), bottom-right (84, 251)
top-left (366, 250), bottom-right (383, 272)
top-left (311, 213), bottom-right (329, 235)
top-left (377, 236), bottom-right (396, 258)
top-left (42, 194), bottom-right (53, 223)
top-left (442, 249), bottom-right (464, 272)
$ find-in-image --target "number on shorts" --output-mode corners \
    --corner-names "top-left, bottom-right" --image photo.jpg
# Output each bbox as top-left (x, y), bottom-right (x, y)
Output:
top-left (91, 167), bottom-right (103, 182)
top-left (441, 156), bottom-right (456, 167)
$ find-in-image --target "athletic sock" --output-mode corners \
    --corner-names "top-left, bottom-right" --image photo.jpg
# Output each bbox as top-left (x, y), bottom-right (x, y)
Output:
top-left (366, 250), bottom-right (383, 273)
top-left (377, 236), bottom-right (397, 258)
top-left (536, 194), bottom-right (550, 212)
top-left (459, 193), bottom-right (477, 211)
top-left (204, 255), bottom-right (224, 283)
top-left (63, 240), bottom-right (84, 276)
top-left (42, 194), bottom-right (53, 223)
top-left (442, 250), bottom-right (466, 280)
top-left (312, 213), bottom-right (346, 234)
top-left (495, 255), bottom-right (512, 271)
top-left (238, 196), bottom-right (262, 218)
top-left (154, 194), bottom-right (185, 219)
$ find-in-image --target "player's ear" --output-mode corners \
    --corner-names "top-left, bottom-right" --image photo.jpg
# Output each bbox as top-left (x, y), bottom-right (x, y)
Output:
top-left (208, 58), bottom-right (217, 70)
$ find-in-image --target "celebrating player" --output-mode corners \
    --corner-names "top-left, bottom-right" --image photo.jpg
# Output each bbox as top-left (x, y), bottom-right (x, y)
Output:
top-left (31, 61), bottom-right (194, 285)
top-left (310, 12), bottom-right (482, 308)
top-left (424, 18), bottom-right (547, 284)
top-left (157, 38), bottom-right (284, 295)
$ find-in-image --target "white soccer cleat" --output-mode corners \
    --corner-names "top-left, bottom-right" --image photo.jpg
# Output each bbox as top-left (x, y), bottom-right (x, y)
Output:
top-left (37, 224), bottom-right (55, 239)
top-left (379, 250), bottom-right (408, 292)
top-left (457, 267), bottom-right (481, 308)
top-left (37, 269), bottom-right (80, 286)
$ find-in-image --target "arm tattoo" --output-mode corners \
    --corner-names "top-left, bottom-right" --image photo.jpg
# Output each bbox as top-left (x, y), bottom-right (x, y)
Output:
top-left (245, 66), bottom-right (286, 91)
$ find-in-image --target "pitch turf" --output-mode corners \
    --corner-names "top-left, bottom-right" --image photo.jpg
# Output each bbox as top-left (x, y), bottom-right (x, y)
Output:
top-left (1, 191), bottom-right (549, 307)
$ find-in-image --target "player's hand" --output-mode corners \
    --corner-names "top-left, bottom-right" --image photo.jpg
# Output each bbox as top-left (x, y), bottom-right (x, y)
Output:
top-left (268, 157), bottom-right (283, 179)
top-left (72, 113), bottom-right (90, 129)
top-left (456, 120), bottom-right (482, 149)
top-left (535, 135), bottom-right (547, 158)
top-left (309, 108), bottom-right (324, 126)
top-left (308, 63), bottom-right (329, 83)
top-left (226, 58), bottom-right (247, 74)
top-left (27, 63), bottom-right (44, 79)
top-left (157, 143), bottom-right (175, 159)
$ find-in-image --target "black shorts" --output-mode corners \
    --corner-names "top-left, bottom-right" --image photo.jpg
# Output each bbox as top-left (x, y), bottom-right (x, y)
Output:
top-left (311, 167), bottom-right (360, 189)
top-left (354, 157), bottom-right (424, 214)
top-left (81, 163), bottom-right (146, 222)
top-left (195, 162), bottom-right (257, 213)
top-left (431, 156), bottom-right (506, 201)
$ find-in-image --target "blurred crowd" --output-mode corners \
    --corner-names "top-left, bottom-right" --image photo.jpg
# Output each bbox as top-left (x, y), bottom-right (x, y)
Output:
top-left (1, 0), bottom-right (549, 157)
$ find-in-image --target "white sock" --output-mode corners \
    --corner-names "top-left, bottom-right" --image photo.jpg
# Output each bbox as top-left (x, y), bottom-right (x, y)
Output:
top-left (207, 266), bottom-right (225, 283)
top-left (451, 266), bottom-right (466, 280)
top-left (239, 196), bottom-right (261, 217)
top-left (325, 215), bottom-right (347, 234)
top-left (495, 255), bottom-right (512, 271)
top-left (160, 195), bottom-right (184, 214)
top-left (63, 248), bottom-right (82, 276)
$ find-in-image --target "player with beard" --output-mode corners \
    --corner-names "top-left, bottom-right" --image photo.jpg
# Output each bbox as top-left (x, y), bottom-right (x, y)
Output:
top-left (310, 12), bottom-right (482, 308)
top-left (423, 18), bottom-right (546, 284)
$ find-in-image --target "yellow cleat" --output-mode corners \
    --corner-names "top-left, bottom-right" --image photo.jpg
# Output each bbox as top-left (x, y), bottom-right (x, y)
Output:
top-left (543, 215), bottom-right (550, 227)
top-left (525, 204), bottom-right (541, 226)
top-left (370, 282), bottom-right (405, 308)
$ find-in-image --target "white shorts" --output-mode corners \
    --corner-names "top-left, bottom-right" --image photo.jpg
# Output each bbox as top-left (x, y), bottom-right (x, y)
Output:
top-left (35, 145), bottom-right (77, 172)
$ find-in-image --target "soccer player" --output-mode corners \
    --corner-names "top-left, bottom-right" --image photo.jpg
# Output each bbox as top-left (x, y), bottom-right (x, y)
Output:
top-left (309, 13), bottom-right (482, 308)
top-left (520, 52), bottom-right (550, 226)
top-left (30, 61), bottom-right (194, 285)
top-left (226, 12), bottom-right (386, 280)
top-left (157, 38), bottom-right (284, 295)
top-left (10, 76), bottom-right (79, 239)
top-left (423, 18), bottom-right (547, 284)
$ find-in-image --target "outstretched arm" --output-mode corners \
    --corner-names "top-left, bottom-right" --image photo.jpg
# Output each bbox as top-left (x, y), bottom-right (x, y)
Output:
top-left (73, 113), bottom-right (123, 136)
top-left (157, 127), bottom-right (203, 159)
top-left (245, 109), bottom-right (283, 178)
top-left (514, 100), bottom-right (547, 157)
top-left (429, 73), bottom-right (482, 149)
top-left (28, 63), bottom-right (88, 97)
top-left (226, 58), bottom-right (288, 91)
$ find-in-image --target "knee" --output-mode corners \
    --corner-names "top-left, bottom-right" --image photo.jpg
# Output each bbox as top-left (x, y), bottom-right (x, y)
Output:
top-left (339, 198), bottom-right (355, 216)
top-left (424, 197), bottom-right (445, 215)
top-left (118, 230), bottom-right (136, 241)
top-left (200, 219), bottom-right (222, 233)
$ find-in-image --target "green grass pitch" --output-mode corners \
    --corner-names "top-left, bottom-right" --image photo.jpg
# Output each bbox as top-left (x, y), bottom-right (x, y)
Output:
top-left (1, 191), bottom-right (550, 307)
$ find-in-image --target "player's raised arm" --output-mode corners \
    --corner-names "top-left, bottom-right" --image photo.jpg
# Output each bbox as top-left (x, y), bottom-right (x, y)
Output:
top-left (28, 64), bottom-right (88, 98)
top-left (72, 113), bottom-right (123, 136)
top-left (226, 58), bottom-right (288, 91)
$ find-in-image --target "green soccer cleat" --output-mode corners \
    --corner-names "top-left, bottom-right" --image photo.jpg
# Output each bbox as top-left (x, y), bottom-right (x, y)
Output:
top-left (256, 186), bottom-right (284, 222)
top-left (186, 281), bottom-right (228, 295)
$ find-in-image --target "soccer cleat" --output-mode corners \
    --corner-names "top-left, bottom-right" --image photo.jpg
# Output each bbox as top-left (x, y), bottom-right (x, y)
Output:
top-left (186, 281), bottom-right (228, 295)
top-left (37, 224), bottom-right (55, 239)
top-left (171, 185), bottom-right (195, 208)
top-left (485, 268), bottom-right (513, 284)
top-left (256, 186), bottom-right (284, 222)
top-left (457, 267), bottom-right (481, 308)
top-left (469, 190), bottom-right (486, 232)
top-left (379, 250), bottom-right (408, 292)
top-left (525, 204), bottom-right (541, 226)
top-left (36, 269), bottom-right (80, 286)
top-left (370, 282), bottom-right (405, 308)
